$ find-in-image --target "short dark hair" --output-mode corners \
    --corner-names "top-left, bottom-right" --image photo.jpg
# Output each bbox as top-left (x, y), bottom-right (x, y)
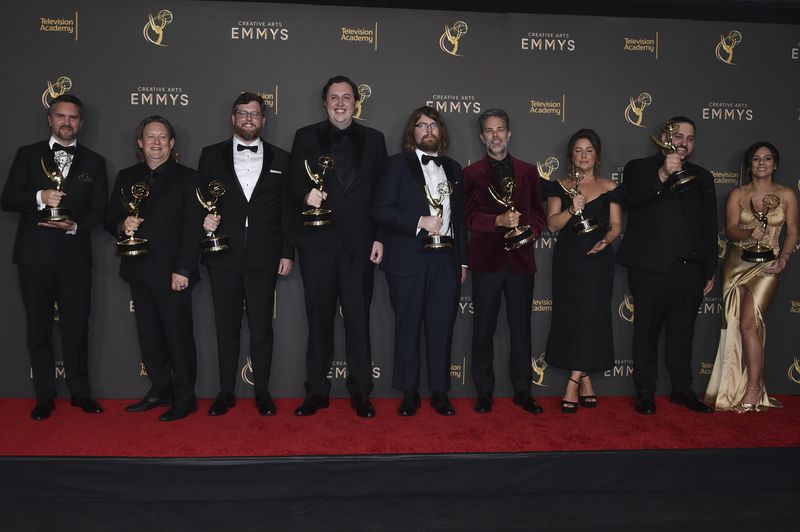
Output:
top-left (478, 108), bottom-right (510, 133)
top-left (401, 106), bottom-right (450, 155)
top-left (135, 115), bottom-right (176, 161)
top-left (743, 141), bottom-right (780, 183)
top-left (321, 75), bottom-right (360, 103)
top-left (666, 115), bottom-right (696, 132)
top-left (49, 94), bottom-right (84, 117)
top-left (231, 92), bottom-right (266, 117)
top-left (567, 128), bottom-right (602, 169)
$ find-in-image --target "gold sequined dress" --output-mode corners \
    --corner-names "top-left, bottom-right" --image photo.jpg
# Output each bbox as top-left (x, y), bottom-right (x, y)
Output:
top-left (705, 199), bottom-right (785, 411)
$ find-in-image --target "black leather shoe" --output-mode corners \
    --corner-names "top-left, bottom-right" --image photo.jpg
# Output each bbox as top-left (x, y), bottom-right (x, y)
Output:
top-left (634, 394), bottom-right (657, 415)
top-left (31, 400), bottom-right (55, 420)
top-left (294, 394), bottom-right (329, 416)
top-left (670, 391), bottom-right (713, 413)
top-left (431, 392), bottom-right (455, 416)
top-left (351, 397), bottom-right (376, 418)
top-left (398, 391), bottom-right (421, 416)
top-left (70, 397), bottom-right (103, 414)
top-left (513, 392), bottom-right (544, 414)
top-left (256, 394), bottom-right (276, 416)
top-left (159, 404), bottom-right (197, 422)
top-left (473, 394), bottom-right (493, 413)
top-left (208, 393), bottom-right (236, 416)
top-left (125, 396), bottom-right (171, 412)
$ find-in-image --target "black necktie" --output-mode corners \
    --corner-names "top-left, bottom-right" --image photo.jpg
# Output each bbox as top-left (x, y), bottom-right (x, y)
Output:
top-left (422, 155), bottom-right (442, 166)
top-left (52, 143), bottom-right (76, 155)
top-left (237, 144), bottom-right (258, 153)
top-left (489, 157), bottom-right (513, 176)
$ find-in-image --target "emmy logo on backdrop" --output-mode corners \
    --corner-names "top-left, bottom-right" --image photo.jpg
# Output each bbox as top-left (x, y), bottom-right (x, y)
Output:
top-left (423, 181), bottom-right (454, 249)
top-left (39, 156), bottom-right (73, 222)
top-left (143, 9), bottom-right (173, 46)
top-left (536, 156), bottom-right (559, 180)
top-left (531, 353), bottom-right (548, 387)
top-left (488, 176), bottom-right (535, 251)
top-left (741, 194), bottom-right (780, 263)
top-left (196, 180), bottom-right (230, 253)
top-left (116, 182), bottom-right (150, 256)
top-left (439, 20), bottom-right (468, 56)
top-left (354, 84), bottom-right (372, 120)
top-left (715, 30), bottom-right (742, 65)
top-left (788, 357), bottom-right (800, 385)
top-left (41, 76), bottom-right (72, 108)
top-left (559, 165), bottom-right (600, 235)
top-left (618, 294), bottom-right (635, 323)
top-left (650, 120), bottom-right (697, 193)
top-left (303, 155), bottom-right (334, 227)
top-left (624, 91), bottom-right (652, 127)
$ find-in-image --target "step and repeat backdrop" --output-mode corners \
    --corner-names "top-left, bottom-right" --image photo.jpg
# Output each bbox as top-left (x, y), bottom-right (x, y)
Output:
top-left (1, 0), bottom-right (799, 399)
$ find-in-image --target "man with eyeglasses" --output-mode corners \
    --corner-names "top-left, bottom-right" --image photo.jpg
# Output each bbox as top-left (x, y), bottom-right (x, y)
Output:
top-left (198, 92), bottom-right (293, 417)
top-left (287, 75), bottom-right (387, 418)
top-left (373, 106), bottom-right (467, 416)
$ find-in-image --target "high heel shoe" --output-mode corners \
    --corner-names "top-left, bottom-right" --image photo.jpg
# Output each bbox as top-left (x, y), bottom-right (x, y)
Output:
top-left (733, 385), bottom-right (764, 414)
top-left (578, 373), bottom-right (598, 408)
top-left (562, 377), bottom-right (579, 414)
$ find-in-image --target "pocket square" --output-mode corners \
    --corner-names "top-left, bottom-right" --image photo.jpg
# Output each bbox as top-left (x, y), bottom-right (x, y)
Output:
top-left (269, 169), bottom-right (282, 174)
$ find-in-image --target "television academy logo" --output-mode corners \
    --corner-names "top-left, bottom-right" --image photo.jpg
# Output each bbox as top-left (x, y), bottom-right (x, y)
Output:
top-left (624, 92), bottom-right (652, 127)
top-left (450, 356), bottom-right (467, 385)
top-left (530, 96), bottom-right (566, 122)
top-left (623, 33), bottom-right (658, 57)
top-left (439, 20), bottom-right (468, 56)
top-left (138, 362), bottom-right (148, 377)
top-left (41, 76), bottom-right (72, 108)
top-left (715, 30), bottom-right (742, 65)
top-left (255, 87), bottom-right (279, 115)
top-left (536, 156), bottom-right (559, 180)
top-left (40, 12), bottom-right (78, 40)
top-left (143, 9), bottom-right (173, 47)
top-left (340, 23), bottom-right (377, 51)
top-left (619, 294), bottom-right (635, 323)
top-left (353, 84), bottom-right (372, 120)
top-left (712, 169), bottom-right (739, 186)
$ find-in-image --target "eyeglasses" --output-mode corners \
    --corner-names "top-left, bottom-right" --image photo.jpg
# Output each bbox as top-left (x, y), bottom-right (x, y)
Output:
top-left (235, 110), bottom-right (264, 119)
top-left (415, 122), bottom-right (439, 131)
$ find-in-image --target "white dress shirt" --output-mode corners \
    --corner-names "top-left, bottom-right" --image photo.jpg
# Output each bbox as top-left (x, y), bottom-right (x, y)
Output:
top-left (232, 136), bottom-right (264, 227)
top-left (415, 148), bottom-right (452, 237)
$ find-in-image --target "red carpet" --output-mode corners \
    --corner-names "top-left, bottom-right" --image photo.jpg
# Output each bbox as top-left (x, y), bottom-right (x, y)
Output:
top-left (1, 396), bottom-right (798, 458)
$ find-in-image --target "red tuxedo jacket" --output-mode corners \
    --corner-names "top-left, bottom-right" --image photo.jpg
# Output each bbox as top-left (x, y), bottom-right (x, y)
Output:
top-left (463, 155), bottom-right (546, 273)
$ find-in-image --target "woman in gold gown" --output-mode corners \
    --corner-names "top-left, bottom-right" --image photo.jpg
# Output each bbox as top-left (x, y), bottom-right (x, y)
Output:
top-left (705, 142), bottom-right (798, 412)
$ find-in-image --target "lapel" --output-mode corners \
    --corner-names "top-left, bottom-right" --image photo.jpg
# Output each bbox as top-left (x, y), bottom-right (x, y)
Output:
top-left (403, 151), bottom-right (426, 191)
top-left (221, 139), bottom-right (242, 198)
top-left (348, 123), bottom-right (365, 189)
top-left (250, 138), bottom-right (276, 199)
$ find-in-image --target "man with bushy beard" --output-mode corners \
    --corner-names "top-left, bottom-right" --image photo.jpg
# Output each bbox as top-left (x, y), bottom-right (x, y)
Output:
top-left (199, 92), bottom-right (293, 417)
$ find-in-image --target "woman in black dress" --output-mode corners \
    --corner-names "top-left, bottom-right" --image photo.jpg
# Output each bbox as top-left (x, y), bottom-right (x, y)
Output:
top-left (545, 129), bottom-right (621, 413)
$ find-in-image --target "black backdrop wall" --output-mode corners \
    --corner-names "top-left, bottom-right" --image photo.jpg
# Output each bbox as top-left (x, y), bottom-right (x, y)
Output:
top-left (1, 0), bottom-right (799, 399)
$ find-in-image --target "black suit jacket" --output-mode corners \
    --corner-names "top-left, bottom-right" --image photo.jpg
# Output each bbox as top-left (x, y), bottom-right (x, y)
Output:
top-left (287, 120), bottom-right (387, 257)
top-left (616, 152), bottom-right (718, 280)
top-left (197, 138), bottom-right (293, 270)
top-left (1, 140), bottom-right (108, 269)
top-left (373, 152), bottom-right (468, 277)
top-left (104, 160), bottom-right (204, 289)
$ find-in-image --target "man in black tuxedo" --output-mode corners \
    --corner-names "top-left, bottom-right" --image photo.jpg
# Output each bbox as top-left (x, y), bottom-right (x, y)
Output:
top-left (105, 115), bottom-right (204, 422)
top-left (199, 92), bottom-right (293, 417)
top-left (2, 94), bottom-right (107, 420)
top-left (373, 106), bottom-right (468, 416)
top-left (288, 75), bottom-right (387, 418)
top-left (616, 116), bottom-right (717, 415)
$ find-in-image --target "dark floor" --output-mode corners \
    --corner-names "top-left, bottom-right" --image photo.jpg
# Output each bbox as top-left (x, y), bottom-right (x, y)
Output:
top-left (2, 489), bottom-right (798, 532)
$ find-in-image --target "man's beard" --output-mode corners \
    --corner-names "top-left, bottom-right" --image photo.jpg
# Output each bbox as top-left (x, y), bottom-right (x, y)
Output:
top-left (235, 124), bottom-right (262, 141)
top-left (417, 136), bottom-right (439, 152)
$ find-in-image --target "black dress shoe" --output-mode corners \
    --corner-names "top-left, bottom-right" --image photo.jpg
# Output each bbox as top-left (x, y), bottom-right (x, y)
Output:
top-left (634, 394), bottom-right (657, 415)
top-left (398, 391), bottom-right (421, 416)
top-left (351, 397), bottom-right (376, 418)
top-left (208, 393), bottom-right (236, 416)
top-left (513, 392), bottom-right (544, 414)
top-left (431, 392), bottom-right (455, 416)
top-left (256, 394), bottom-right (276, 416)
top-left (159, 404), bottom-right (197, 422)
top-left (473, 394), bottom-right (493, 413)
top-left (670, 391), bottom-right (713, 413)
top-left (31, 400), bottom-right (55, 420)
top-left (70, 397), bottom-right (103, 414)
top-left (125, 396), bottom-right (171, 412)
top-left (294, 394), bottom-right (329, 416)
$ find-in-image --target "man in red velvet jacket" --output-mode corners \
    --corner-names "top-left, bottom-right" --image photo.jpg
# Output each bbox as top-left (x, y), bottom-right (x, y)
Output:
top-left (463, 108), bottom-right (546, 414)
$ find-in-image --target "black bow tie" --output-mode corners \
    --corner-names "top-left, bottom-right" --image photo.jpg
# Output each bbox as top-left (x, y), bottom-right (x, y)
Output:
top-left (489, 157), bottom-right (513, 176)
top-left (421, 155), bottom-right (442, 167)
top-left (52, 143), bottom-right (76, 155)
top-left (237, 144), bottom-right (258, 153)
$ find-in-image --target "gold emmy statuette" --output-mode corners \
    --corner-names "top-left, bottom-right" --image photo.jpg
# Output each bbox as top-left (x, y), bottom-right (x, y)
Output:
top-left (424, 181), bottom-right (454, 249)
top-left (650, 120), bottom-right (697, 193)
top-left (116, 182), bottom-right (150, 256)
top-left (303, 155), bottom-right (334, 227)
top-left (196, 180), bottom-right (230, 253)
top-left (741, 194), bottom-right (781, 263)
top-left (559, 166), bottom-right (600, 235)
top-left (488, 176), bottom-right (535, 251)
top-left (39, 158), bottom-right (73, 222)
